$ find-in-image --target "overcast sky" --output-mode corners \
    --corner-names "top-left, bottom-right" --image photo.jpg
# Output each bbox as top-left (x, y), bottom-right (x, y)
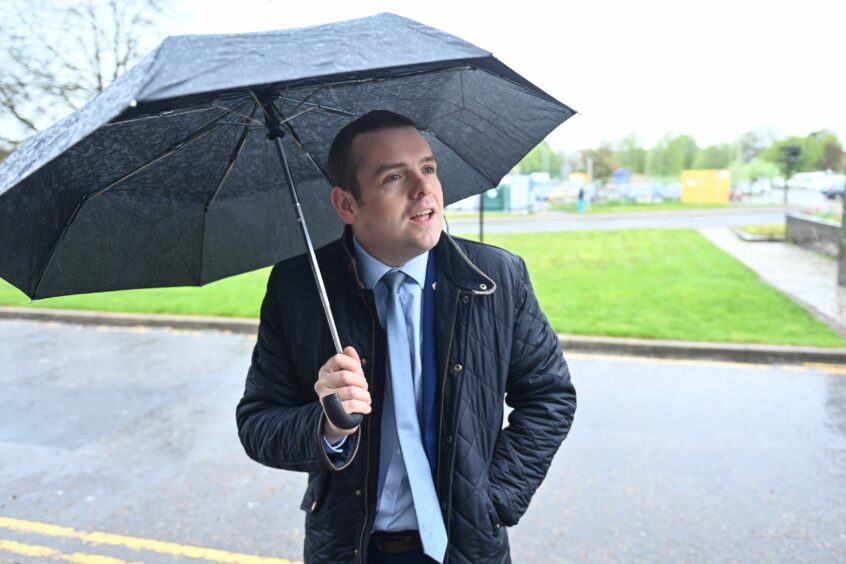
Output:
top-left (169, 0), bottom-right (843, 153)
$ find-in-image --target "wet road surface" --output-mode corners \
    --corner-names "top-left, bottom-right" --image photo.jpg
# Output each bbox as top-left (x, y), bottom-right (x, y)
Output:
top-left (1, 320), bottom-right (844, 562)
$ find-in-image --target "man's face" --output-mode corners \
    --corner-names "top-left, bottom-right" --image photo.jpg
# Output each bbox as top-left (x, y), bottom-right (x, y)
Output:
top-left (333, 126), bottom-right (444, 266)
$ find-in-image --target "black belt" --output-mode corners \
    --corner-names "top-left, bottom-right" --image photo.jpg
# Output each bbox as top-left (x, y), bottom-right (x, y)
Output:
top-left (369, 530), bottom-right (422, 554)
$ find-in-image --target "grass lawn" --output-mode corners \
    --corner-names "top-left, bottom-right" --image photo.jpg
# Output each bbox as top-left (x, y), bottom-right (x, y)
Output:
top-left (480, 229), bottom-right (843, 347)
top-left (0, 269), bottom-right (270, 318)
top-left (1, 229), bottom-right (842, 347)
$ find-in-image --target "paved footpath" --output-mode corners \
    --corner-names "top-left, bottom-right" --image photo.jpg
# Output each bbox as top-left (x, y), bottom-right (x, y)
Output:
top-left (699, 227), bottom-right (846, 336)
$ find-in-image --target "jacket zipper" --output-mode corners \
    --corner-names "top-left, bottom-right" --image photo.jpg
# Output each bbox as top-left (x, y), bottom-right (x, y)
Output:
top-left (436, 290), bottom-right (461, 499)
top-left (357, 310), bottom-right (377, 563)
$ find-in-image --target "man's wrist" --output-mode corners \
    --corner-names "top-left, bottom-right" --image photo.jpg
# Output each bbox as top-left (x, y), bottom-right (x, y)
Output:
top-left (323, 419), bottom-right (357, 445)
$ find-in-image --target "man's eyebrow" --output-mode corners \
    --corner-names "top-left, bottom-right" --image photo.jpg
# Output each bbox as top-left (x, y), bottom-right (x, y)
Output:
top-left (372, 155), bottom-right (437, 177)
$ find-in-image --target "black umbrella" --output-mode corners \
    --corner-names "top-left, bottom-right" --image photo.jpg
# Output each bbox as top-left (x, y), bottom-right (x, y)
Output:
top-left (0, 13), bottom-right (575, 428)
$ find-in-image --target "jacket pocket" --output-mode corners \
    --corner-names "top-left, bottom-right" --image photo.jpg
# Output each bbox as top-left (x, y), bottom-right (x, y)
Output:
top-left (483, 489), bottom-right (503, 536)
top-left (300, 471), bottom-right (329, 514)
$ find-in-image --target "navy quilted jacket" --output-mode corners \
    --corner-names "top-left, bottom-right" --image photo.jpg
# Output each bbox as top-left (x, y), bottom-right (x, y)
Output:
top-left (237, 228), bottom-right (576, 563)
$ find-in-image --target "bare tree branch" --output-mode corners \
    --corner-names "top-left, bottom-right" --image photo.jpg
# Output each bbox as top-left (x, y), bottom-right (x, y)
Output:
top-left (0, 0), bottom-right (166, 148)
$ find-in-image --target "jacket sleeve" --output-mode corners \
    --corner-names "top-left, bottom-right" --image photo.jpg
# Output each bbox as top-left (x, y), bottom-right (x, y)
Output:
top-left (488, 256), bottom-right (577, 526)
top-left (235, 265), bottom-right (360, 473)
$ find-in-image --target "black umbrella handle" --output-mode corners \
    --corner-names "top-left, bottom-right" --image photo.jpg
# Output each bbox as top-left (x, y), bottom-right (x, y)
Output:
top-left (323, 394), bottom-right (364, 430)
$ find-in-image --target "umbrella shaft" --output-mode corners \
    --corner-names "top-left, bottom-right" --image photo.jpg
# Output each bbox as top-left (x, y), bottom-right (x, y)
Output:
top-left (273, 136), bottom-right (343, 355)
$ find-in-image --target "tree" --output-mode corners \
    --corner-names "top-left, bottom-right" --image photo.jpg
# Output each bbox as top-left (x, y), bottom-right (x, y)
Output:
top-left (616, 133), bottom-right (646, 175)
top-left (809, 131), bottom-right (845, 171)
top-left (817, 140), bottom-right (844, 171)
top-left (692, 143), bottom-right (734, 169)
top-left (645, 133), bottom-right (698, 177)
top-left (736, 127), bottom-right (778, 164)
top-left (0, 0), bottom-right (165, 146)
top-left (516, 140), bottom-right (565, 178)
top-left (759, 135), bottom-right (823, 174)
top-left (580, 143), bottom-right (616, 181)
top-left (729, 158), bottom-right (781, 181)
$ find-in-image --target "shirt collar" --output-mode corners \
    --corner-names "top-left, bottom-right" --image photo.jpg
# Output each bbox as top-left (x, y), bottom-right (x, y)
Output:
top-left (352, 235), bottom-right (429, 290)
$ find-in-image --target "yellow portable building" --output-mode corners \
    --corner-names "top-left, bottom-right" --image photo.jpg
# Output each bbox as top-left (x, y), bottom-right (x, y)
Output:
top-left (681, 170), bottom-right (731, 203)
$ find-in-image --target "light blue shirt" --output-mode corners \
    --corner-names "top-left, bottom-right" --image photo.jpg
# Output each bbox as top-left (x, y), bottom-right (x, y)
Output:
top-left (324, 235), bottom-right (430, 532)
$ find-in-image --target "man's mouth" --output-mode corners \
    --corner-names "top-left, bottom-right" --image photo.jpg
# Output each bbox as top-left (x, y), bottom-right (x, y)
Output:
top-left (410, 208), bottom-right (435, 222)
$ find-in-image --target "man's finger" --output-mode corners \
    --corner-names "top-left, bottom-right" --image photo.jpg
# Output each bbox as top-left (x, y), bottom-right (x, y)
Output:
top-left (332, 385), bottom-right (371, 404)
top-left (316, 369), bottom-right (367, 393)
top-left (340, 399), bottom-right (372, 415)
top-left (343, 345), bottom-right (361, 363)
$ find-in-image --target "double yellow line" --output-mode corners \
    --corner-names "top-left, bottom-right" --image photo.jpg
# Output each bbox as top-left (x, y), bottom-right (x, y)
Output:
top-left (0, 516), bottom-right (301, 564)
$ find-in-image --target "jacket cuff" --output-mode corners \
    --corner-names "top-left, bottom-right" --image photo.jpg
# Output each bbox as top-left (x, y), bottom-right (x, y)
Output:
top-left (317, 411), bottom-right (361, 471)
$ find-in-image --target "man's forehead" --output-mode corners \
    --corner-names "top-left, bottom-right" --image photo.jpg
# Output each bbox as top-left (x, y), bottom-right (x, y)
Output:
top-left (351, 126), bottom-right (434, 169)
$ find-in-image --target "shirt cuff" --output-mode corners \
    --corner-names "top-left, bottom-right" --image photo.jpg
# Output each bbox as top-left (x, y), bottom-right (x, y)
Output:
top-left (322, 434), bottom-right (348, 453)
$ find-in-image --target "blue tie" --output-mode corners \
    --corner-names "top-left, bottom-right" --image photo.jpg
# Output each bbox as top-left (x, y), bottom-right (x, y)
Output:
top-left (383, 270), bottom-right (448, 562)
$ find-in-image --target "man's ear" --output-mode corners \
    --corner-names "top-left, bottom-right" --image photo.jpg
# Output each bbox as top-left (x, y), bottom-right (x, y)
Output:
top-left (330, 186), bottom-right (358, 225)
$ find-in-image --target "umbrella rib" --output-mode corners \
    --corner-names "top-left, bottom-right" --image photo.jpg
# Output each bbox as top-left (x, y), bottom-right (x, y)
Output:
top-left (88, 108), bottom-right (238, 201)
top-left (199, 107), bottom-right (255, 284)
top-left (31, 106), bottom-right (239, 297)
top-left (282, 98), bottom-right (358, 117)
top-left (283, 84), bottom-right (324, 117)
top-left (31, 198), bottom-right (86, 299)
top-left (248, 86), bottom-right (329, 182)
top-left (422, 127), bottom-right (499, 188)
top-left (216, 122), bottom-right (266, 128)
top-left (211, 104), bottom-right (264, 126)
top-left (274, 86), bottom-right (290, 115)
top-left (105, 106), bottom-right (224, 126)
top-left (280, 120), bottom-right (330, 182)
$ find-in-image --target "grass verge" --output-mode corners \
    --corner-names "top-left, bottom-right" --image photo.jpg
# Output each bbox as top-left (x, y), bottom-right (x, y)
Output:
top-left (1, 229), bottom-right (842, 347)
top-left (737, 224), bottom-right (785, 238)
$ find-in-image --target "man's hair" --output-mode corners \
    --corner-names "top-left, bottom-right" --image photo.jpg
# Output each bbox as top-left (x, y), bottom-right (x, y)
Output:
top-left (327, 110), bottom-right (416, 201)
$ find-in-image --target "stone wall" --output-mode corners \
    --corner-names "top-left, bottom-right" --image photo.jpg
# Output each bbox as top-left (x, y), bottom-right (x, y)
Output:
top-left (786, 213), bottom-right (840, 256)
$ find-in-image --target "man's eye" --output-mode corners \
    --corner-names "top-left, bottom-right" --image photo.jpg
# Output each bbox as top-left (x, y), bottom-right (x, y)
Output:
top-left (385, 174), bottom-right (401, 183)
top-left (423, 166), bottom-right (436, 174)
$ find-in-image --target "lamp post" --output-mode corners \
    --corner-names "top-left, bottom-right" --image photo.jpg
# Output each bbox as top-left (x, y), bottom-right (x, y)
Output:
top-left (778, 144), bottom-right (801, 205)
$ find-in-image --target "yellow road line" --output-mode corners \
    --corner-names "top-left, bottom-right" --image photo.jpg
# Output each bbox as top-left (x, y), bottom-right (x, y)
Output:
top-left (804, 362), bottom-right (846, 375)
top-left (0, 538), bottom-right (132, 564)
top-left (0, 517), bottom-right (300, 564)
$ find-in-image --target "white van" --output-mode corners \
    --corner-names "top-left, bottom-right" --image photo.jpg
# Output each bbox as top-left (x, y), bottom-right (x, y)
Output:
top-left (786, 171), bottom-right (837, 191)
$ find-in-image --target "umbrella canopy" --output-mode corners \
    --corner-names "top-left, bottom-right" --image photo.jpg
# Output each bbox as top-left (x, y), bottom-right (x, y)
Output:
top-left (0, 12), bottom-right (575, 299)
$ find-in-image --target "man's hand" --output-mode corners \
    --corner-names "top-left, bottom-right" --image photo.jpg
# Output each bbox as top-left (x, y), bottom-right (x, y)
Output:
top-left (315, 346), bottom-right (371, 443)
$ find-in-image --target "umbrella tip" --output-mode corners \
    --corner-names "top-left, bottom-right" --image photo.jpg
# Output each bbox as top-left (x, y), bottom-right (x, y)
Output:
top-left (129, 99), bottom-right (138, 108)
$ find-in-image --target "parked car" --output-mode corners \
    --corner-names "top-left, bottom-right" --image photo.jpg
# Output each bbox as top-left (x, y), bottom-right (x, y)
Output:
top-left (823, 175), bottom-right (846, 199)
top-left (749, 178), bottom-right (773, 194)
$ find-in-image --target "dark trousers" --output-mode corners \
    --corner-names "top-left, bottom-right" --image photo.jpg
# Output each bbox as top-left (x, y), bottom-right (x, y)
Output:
top-left (368, 545), bottom-right (436, 564)
top-left (367, 531), bottom-right (437, 564)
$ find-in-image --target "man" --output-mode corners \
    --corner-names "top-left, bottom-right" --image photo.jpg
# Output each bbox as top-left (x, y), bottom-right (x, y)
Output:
top-left (236, 110), bottom-right (576, 564)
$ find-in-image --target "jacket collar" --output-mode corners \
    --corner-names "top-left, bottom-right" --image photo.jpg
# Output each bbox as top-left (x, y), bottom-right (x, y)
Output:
top-left (434, 231), bottom-right (496, 295)
top-left (340, 226), bottom-right (496, 295)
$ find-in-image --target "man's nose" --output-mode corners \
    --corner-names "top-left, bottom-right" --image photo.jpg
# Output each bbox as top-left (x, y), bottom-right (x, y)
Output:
top-left (409, 171), bottom-right (432, 198)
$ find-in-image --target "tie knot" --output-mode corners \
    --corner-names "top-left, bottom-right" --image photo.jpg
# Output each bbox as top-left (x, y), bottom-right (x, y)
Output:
top-left (382, 270), bottom-right (406, 294)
